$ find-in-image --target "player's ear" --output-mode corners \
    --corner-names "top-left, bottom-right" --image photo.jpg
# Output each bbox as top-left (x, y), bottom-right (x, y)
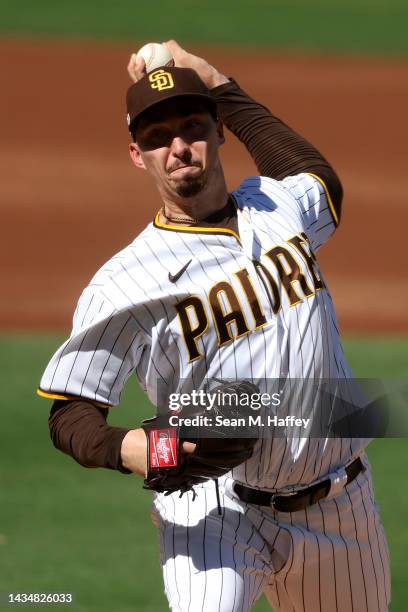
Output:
top-left (129, 142), bottom-right (146, 170)
top-left (216, 119), bottom-right (225, 146)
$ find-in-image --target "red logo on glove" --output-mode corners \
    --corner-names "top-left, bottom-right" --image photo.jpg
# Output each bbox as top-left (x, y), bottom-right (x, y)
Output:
top-left (150, 428), bottom-right (178, 469)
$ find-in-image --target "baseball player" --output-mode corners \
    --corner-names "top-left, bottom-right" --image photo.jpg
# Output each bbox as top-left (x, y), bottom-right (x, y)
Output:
top-left (38, 40), bottom-right (390, 611)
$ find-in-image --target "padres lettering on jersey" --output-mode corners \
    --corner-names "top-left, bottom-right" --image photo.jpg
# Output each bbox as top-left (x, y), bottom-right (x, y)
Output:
top-left (175, 231), bottom-right (323, 362)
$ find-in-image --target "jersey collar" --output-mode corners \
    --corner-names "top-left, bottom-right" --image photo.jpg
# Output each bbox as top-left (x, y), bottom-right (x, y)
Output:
top-left (153, 196), bottom-right (241, 244)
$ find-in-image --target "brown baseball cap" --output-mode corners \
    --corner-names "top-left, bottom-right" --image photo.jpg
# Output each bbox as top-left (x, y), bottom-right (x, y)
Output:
top-left (126, 66), bottom-right (217, 133)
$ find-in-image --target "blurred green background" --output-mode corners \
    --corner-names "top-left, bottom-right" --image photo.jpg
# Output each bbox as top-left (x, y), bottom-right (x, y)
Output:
top-left (1, 2), bottom-right (407, 611)
top-left (0, 0), bottom-right (408, 55)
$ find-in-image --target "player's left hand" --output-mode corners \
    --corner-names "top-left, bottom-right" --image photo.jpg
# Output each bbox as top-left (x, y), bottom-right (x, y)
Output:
top-left (141, 380), bottom-right (260, 496)
top-left (121, 428), bottom-right (196, 475)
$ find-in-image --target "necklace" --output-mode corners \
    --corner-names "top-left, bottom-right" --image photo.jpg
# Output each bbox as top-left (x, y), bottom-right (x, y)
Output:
top-left (161, 207), bottom-right (198, 224)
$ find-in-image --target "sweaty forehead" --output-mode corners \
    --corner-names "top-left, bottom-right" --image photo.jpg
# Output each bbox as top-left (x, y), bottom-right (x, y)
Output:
top-left (137, 97), bottom-right (212, 130)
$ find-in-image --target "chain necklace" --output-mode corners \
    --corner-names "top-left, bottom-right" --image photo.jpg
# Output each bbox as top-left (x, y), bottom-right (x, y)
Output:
top-left (161, 207), bottom-right (198, 224)
top-left (161, 195), bottom-right (234, 225)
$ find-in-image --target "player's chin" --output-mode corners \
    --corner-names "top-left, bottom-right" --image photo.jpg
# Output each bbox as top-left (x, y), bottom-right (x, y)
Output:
top-left (172, 176), bottom-right (206, 198)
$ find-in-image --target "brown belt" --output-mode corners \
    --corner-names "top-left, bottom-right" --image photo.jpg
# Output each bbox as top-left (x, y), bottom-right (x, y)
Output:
top-left (233, 457), bottom-right (364, 513)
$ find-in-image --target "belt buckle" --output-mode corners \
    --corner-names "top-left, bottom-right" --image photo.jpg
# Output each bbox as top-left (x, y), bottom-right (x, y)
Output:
top-left (270, 489), bottom-right (297, 511)
top-left (270, 493), bottom-right (277, 511)
top-left (327, 466), bottom-right (348, 500)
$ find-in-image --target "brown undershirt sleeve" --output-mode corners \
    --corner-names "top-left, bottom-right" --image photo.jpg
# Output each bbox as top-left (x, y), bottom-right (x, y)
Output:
top-left (49, 399), bottom-right (132, 473)
top-left (211, 79), bottom-right (343, 221)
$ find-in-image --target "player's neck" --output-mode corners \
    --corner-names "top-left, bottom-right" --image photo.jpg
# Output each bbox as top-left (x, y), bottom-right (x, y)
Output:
top-left (160, 178), bottom-right (229, 225)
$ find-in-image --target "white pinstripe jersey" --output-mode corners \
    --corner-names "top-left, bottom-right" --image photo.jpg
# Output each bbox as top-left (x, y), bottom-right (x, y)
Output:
top-left (39, 173), bottom-right (368, 490)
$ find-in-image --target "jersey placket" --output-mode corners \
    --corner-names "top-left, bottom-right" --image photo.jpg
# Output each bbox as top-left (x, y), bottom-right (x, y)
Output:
top-left (236, 207), bottom-right (277, 324)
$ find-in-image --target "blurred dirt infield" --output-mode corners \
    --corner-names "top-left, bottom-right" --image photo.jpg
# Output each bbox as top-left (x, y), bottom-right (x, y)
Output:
top-left (2, 40), bottom-right (407, 332)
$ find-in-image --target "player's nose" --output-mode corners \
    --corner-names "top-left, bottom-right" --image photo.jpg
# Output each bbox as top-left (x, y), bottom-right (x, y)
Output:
top-left (170, 136), bottom-right (191, 159)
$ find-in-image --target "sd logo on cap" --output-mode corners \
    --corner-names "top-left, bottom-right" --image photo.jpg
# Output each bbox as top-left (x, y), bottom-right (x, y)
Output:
top-left (149, 69), bottom-right (175, 92)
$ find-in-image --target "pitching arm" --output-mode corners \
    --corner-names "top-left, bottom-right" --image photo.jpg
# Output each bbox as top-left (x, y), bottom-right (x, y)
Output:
top-left (211, 79), bottom-right (343, 223)
top-left (126, 40), bottom-right (342, 223)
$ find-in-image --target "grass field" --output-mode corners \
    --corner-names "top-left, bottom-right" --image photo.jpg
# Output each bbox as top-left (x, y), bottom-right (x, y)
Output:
top-left (0, 0), bottom-right (407, 55)
top-left (0, 335), bottom-right (407, 611)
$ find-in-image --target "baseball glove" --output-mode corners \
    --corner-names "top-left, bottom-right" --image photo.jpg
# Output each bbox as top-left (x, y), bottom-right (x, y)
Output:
top-left (141, 380), bottom-right (259, 496)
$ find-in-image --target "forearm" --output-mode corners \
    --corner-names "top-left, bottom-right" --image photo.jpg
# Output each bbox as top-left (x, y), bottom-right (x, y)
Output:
top-left (211, 80), bottom-right (343, 213)
top-left (49, 399), bottom-right (136, 473)
top-left (120, 428), bottom-right (148, 475)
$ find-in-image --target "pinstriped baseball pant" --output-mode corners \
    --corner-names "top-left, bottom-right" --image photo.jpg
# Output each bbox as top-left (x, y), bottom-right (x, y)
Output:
top-left (151, 457), bottom-right (390, 612)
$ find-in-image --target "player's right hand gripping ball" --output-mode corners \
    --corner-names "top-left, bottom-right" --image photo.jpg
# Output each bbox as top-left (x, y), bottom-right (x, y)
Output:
top-left (136, 42), bottom-right (174, 74)
top-left (141, 380), bottom-right (259, 495)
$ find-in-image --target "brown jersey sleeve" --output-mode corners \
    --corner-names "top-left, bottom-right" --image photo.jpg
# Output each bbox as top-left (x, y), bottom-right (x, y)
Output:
top-left (49, 399), bottom-right (132, 473)
top-left (211, 79), bottom-right (343, 222)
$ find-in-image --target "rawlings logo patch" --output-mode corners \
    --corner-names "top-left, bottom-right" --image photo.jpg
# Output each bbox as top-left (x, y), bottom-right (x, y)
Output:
top-left (150, 428), bottom-right (178, 468)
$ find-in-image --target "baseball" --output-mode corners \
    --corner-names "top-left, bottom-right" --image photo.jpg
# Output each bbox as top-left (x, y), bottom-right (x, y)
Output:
top-left (136, 42), bottom-right (174, 74)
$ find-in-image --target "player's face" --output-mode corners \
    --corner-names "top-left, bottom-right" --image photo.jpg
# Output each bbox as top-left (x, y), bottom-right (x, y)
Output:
top-left (129, 99), bottom-right (224, 198)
